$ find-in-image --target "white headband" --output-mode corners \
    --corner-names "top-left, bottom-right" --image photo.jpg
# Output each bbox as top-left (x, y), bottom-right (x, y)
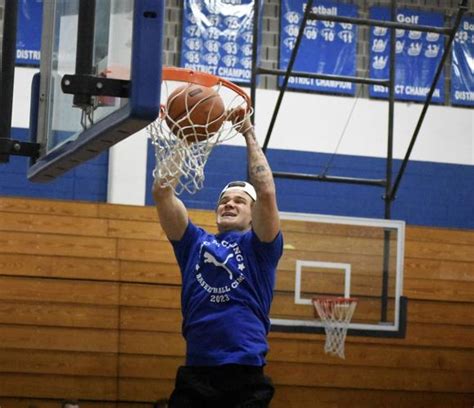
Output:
top-left (218, 181), bottom-right (257, 202)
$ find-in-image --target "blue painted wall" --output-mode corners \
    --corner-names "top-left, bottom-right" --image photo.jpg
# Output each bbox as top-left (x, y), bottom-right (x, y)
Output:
top-left (145, 142), bottom-right (474, 230)
top-left (2, 127), bottom-right (472, 230)
top-left (0, 128), bottom-right (108, 201)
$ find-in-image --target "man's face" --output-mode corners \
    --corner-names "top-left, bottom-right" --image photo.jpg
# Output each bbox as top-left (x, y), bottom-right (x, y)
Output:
top-left (216, 190), bottom-right (253, 233)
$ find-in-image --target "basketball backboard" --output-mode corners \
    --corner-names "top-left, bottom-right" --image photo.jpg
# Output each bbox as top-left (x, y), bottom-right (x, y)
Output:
top-left (27, 0), bottom-right (164, 182)
top-left (271, 212), bottom-right (407, 338)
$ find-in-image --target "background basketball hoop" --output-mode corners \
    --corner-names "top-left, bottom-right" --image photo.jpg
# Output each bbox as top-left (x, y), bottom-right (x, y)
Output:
top-left (313, 296), bottom-right (357, 359)
top-left (148, 67), bottom-right (252, 195)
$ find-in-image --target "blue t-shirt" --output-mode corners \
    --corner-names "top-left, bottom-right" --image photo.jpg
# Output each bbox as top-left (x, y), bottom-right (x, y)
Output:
top-left (171, 221), bottom-right (283, 366)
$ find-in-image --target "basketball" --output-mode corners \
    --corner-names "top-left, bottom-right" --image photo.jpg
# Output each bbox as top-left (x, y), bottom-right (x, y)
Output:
top-left (165, 84), bottom-right (225, 143)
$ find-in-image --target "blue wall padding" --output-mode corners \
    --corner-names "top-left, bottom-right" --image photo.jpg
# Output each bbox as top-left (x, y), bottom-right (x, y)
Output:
top-left (0, 128), bottom-right (108, 201)
top-left (146, 142), bottom-right (474, 229)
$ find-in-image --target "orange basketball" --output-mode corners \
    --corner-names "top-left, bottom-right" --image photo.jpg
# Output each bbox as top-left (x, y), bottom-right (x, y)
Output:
top-left (165, 84), bottom-right (225, 143)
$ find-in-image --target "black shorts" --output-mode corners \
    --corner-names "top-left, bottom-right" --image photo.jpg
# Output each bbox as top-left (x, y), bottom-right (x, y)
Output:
top-left (168, 364), bottom-right (275, 408)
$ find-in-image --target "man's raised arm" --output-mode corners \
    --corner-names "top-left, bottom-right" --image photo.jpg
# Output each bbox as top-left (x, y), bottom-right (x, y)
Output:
top-left (232, 110), bottom-right (280, 242)
top-left (152, 158), bottom-right (188, 241)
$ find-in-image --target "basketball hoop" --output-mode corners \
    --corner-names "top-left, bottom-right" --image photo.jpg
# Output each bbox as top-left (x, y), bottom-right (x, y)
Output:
top-left (148, 67), bottom-right (252, 195)
top-left (313, 297), bottom-right (357, 359)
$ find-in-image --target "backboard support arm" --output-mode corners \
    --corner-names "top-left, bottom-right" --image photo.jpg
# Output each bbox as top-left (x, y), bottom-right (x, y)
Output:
top-left (73, 0), bottom-right (97, 109)
top-left (0, 138), bottom-right (40, 159)
top-left (0, 0), bottom-right (19, 163)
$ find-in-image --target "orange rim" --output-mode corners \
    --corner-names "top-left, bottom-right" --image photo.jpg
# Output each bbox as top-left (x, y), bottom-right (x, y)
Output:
top-left (162, 66), bottom-right (252, 109)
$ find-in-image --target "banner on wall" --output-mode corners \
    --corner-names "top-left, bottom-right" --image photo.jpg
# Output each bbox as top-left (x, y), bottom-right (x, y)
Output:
top-left (16, 0), bottom-right (43, 66)
top-left (180, 0), bottom-right (258, 84)
top-left (369, 7), bottom-right (445, 103)
top-left (451, 16), bottom-right (474, 106)
top-left (279, 0), bottom-right (358, 95)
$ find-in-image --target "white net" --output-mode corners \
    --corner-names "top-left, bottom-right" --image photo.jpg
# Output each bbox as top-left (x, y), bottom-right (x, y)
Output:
top-left (148, 78), bottom-right (251, 195)
top-left (313, 297), bottom-right (357, 359)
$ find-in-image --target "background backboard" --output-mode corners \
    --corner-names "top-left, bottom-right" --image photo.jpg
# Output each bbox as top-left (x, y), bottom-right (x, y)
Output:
top-left (271, 212), bottom-right (406, 337)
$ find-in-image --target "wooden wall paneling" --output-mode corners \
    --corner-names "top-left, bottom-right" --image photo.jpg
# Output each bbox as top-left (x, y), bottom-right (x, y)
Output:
top-left (119, 321), bottom-right (472, 356)
top-left (268, 337), bottom-right (474, 371)
top-left (280, 220), bottom-right (474, 248)
top-left (0, 253), bottom-right (119, 281)
top-left (404, 278), bottom-right (474, 302)
top-left (0, 325), bottom-right (119, 353)
top-left (281, 231), bottom-right (390, 256)
top-left (120, 307), bottom-right (182, 332)
top-left (271, 386), bottom-right (474, 408)
top-left (0, 300), bottom-right (118, 329)
top-left (402, 322), bottom-right (474, 348)
top-left (0, 197), bottom-right (99, 217)
top-left (0, 212), bottom-right (108, 237)
top-left (405, 240), bottom-right (474, 262)
top-left (270, 295), bottom-right (472, 326)
top-left (280, 219), bottom-right (370, 234)
top-left (188, 210), bottom-right (219, 228)
top-left (0, 231), bottom-right (116, 259)
top-left (0, 399), bottom-right (61, 408)
top-left (0, 276), bottom-right (119, 305)
top-left (118, 352), bottom-right (474, 396)
top-left (117, 238), bottom-right (174, 263)
top-left (118, 378), bottom-right (175, 403)
top-left (117, 338), bottom-right (474, 375)
top-left (120, 331), bottom-right (185, 356)
top-left (0, 349), bottom-right (117, 377)
top-left (119, 284), bottom-right (181, 309)
top-left (107, 219), bottom-right (166, 240)
top-left (404, 257), bottom-right (473, 281)
top-left (97, 203), bottom-right (157, 222)
top-left (270, 321), bottom-right (474, 348)
top-left (97, 202), bottom-right (215, 227)
top-left (407, 225), bottom-right (474, 245)
top-left (119, 260), bottom-right (181, 285)
top-left (1, 199), bottom-right (473, 406)
top-left (266, 361), bottom-right (474, 393)
top-left (0, 373), bottom-right (117, 400)
top-left (119, 355), bottom-right (181, 379)
top-left (402, 299), bottom-right (474, 325)
top-left (0, 399), bottom-right (154, 408)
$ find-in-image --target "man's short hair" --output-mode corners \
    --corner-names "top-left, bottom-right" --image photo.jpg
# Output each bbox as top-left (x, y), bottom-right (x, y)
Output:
top-left (218, 181), bottom-right (257, 203)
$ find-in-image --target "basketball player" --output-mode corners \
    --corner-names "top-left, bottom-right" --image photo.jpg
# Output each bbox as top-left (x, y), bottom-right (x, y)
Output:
top-left (152, 108), bottom-right (283, 407)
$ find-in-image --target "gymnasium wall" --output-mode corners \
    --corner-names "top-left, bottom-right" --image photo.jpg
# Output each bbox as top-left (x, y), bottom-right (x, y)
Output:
top-left (2, 1), bottom-right (473, 229)
top-left (0, 197), bottom-right (472, 406)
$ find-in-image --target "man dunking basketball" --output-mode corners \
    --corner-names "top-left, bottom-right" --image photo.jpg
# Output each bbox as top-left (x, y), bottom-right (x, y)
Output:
top-left (152, 107), bottom-right (283, 407)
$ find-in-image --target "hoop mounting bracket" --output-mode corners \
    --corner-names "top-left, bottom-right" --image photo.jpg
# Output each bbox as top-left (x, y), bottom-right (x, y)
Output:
top-left (61, 74), bottom-right (130, 101)
top-left (0, 137), bottom-right (41, 161)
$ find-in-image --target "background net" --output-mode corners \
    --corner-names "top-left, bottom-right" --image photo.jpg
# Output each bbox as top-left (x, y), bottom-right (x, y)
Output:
top-left (313, 297), bottom-right (357, 359)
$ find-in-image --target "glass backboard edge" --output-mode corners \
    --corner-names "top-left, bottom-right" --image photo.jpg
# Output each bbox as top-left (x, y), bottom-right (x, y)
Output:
top-left (27, 0), bottom-right (165, 182)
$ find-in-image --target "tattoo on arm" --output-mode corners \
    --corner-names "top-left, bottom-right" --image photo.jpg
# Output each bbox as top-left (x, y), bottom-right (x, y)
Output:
top-left (251, 163), bottom-right (269, 177)
top-left (245, 127), bottom-right (276, 193)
